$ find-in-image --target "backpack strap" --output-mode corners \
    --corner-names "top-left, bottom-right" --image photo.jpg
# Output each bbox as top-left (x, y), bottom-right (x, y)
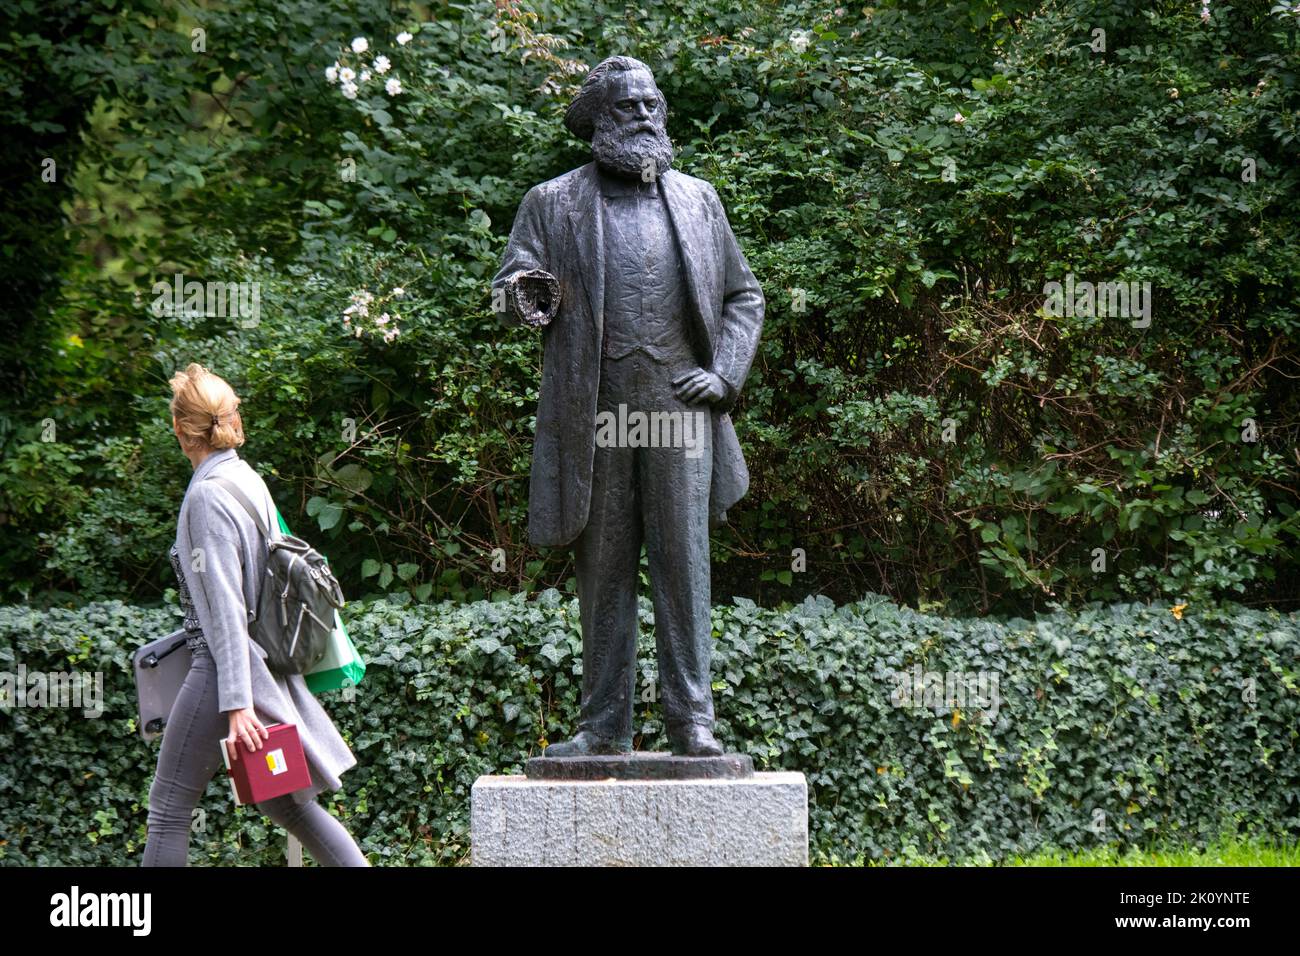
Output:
top-left (207, 475), bottom-right (279, 541)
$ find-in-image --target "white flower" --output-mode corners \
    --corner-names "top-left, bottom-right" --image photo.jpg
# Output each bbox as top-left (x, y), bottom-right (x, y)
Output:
top-left (390, 286), bottom-right (405, 297)
top-left (952, 111), bottom-right (966, 124)
top-left (396, 31), bottom-right (413, 45)
top-left (341, 81), bottom-right (358, 100)
top-left (351, 36), bottom-right (369, 54)
top-left (376, 312), bottom-right (390, 326)
top-left (338, 66), bottom-right (355, 82)
top-left (354, 325), bottom-right (365, 338)
top-left (373, 55), bottom-right (391, 74)
top-left (790, 30), bottom-right (809, 53)
top-left (359, 69), bottom-right (371, 83)
top-left (325, 63), bottom-right (339, 83)
top-left (385, 77), bottom-right (402, 96)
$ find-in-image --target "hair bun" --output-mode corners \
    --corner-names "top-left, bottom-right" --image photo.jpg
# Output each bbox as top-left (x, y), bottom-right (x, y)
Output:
top-left (169, 363), bottom-right (245, 451)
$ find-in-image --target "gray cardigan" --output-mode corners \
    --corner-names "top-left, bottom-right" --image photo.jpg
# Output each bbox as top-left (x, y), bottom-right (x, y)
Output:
top-left (174, 447), bottom-right (357, 803)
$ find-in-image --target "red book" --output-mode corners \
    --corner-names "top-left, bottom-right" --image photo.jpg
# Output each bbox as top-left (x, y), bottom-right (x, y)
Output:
top-left (220, 722), bottom-right (312, 805)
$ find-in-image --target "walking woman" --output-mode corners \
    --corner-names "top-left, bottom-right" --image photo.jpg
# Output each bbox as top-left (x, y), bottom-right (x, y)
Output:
top-left (143, 362), bottom-right (368, 866)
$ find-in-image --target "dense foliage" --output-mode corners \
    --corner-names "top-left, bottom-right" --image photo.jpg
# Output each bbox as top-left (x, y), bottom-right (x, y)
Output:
top-left (2, 0), bottom-right (1297, 614)
top-left (1, 596), bottom-right (1296, 864)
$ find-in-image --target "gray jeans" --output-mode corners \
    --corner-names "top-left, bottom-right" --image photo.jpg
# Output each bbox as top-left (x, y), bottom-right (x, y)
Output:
top-left (141, 645), bottom-right (368, 866)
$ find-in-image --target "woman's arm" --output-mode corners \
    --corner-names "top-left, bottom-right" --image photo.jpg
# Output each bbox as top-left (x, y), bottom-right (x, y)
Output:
top-left (180, 485), bottom-right (255, 714)
top-left (181, 486), bottom-right (270, 756)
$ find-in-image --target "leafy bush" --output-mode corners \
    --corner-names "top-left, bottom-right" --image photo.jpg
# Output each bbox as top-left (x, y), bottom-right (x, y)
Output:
top-left (2, 0), bottom-right (1298, 612)
top-left (1, 594), bottom-right (1296, 865)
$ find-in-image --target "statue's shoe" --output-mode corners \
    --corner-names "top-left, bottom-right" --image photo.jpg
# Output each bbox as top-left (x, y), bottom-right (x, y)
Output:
top-left (667, 724), bottom-right (724, 757)
top-left (543, 730), bottom-right (633, 757)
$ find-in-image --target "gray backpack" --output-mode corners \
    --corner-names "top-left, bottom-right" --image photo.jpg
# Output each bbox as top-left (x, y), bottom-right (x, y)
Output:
top-left (206, 475), bottom-right (345, 676)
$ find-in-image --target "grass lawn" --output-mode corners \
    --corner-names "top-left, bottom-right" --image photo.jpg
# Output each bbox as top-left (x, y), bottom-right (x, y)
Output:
top-left (853, 838), bottom-right (1299, 866)
top-left (1005, 840), bottom-right (1299, 867)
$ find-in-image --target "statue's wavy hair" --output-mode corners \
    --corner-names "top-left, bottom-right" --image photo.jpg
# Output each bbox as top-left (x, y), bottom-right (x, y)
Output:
top-left (563, 55), bottom-right (666, 142)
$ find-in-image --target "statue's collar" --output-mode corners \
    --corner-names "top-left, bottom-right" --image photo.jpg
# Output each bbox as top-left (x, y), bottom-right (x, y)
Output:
top-left (596, 163), bottom-right (662, 198)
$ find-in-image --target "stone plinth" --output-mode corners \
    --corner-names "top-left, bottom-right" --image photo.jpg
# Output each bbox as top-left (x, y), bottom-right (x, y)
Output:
top-left (471, 771), bottom-right (807, 866)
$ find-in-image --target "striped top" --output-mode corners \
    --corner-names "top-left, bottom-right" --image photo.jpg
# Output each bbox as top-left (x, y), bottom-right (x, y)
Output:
top-left (168, 542), bottom-right (209, 650)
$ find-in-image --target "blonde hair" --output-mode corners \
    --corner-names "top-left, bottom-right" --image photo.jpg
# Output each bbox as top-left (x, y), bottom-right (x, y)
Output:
top-left (169, 362), bottom-right (245, 452)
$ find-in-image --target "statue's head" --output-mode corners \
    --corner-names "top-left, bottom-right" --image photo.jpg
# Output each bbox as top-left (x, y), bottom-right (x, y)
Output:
top-left (565, 55), bottom-right (674, 180)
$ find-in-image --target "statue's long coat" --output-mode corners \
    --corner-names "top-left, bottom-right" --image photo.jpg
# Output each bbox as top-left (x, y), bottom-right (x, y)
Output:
top-left (493, 162), bottom-right (765, 547)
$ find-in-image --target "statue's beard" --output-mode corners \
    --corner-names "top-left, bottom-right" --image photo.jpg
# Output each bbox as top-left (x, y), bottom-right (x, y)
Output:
top-left (591, 115), bottom-right (674, 179)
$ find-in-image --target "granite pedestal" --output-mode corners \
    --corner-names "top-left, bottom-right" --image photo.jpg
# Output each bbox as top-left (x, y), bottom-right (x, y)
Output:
top-left (472, 753), bottom-right (807, 866)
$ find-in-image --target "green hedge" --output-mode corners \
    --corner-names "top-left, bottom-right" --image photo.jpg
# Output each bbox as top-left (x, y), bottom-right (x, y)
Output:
top-left (1, 595), bottom-right (1297, 865)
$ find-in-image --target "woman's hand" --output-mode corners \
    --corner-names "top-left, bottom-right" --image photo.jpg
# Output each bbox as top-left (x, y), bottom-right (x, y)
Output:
top-left (225, 707), bottom-right (269, 761)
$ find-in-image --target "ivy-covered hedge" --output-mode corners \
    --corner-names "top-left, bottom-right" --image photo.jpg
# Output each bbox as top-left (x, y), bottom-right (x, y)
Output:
top-left (1, 595), bottom-right (1297, 865)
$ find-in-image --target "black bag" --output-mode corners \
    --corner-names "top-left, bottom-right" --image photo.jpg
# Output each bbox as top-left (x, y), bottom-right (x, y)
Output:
top-left (206, 475), bottom-right (345, 676)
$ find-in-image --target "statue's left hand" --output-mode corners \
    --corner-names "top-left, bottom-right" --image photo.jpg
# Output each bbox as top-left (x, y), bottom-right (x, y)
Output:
top-left (672, 368), bottom-right (727, 405)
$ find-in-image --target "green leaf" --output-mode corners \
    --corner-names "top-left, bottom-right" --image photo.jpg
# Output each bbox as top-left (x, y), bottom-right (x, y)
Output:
top-left (317, 502), bottom-right (344, 531)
